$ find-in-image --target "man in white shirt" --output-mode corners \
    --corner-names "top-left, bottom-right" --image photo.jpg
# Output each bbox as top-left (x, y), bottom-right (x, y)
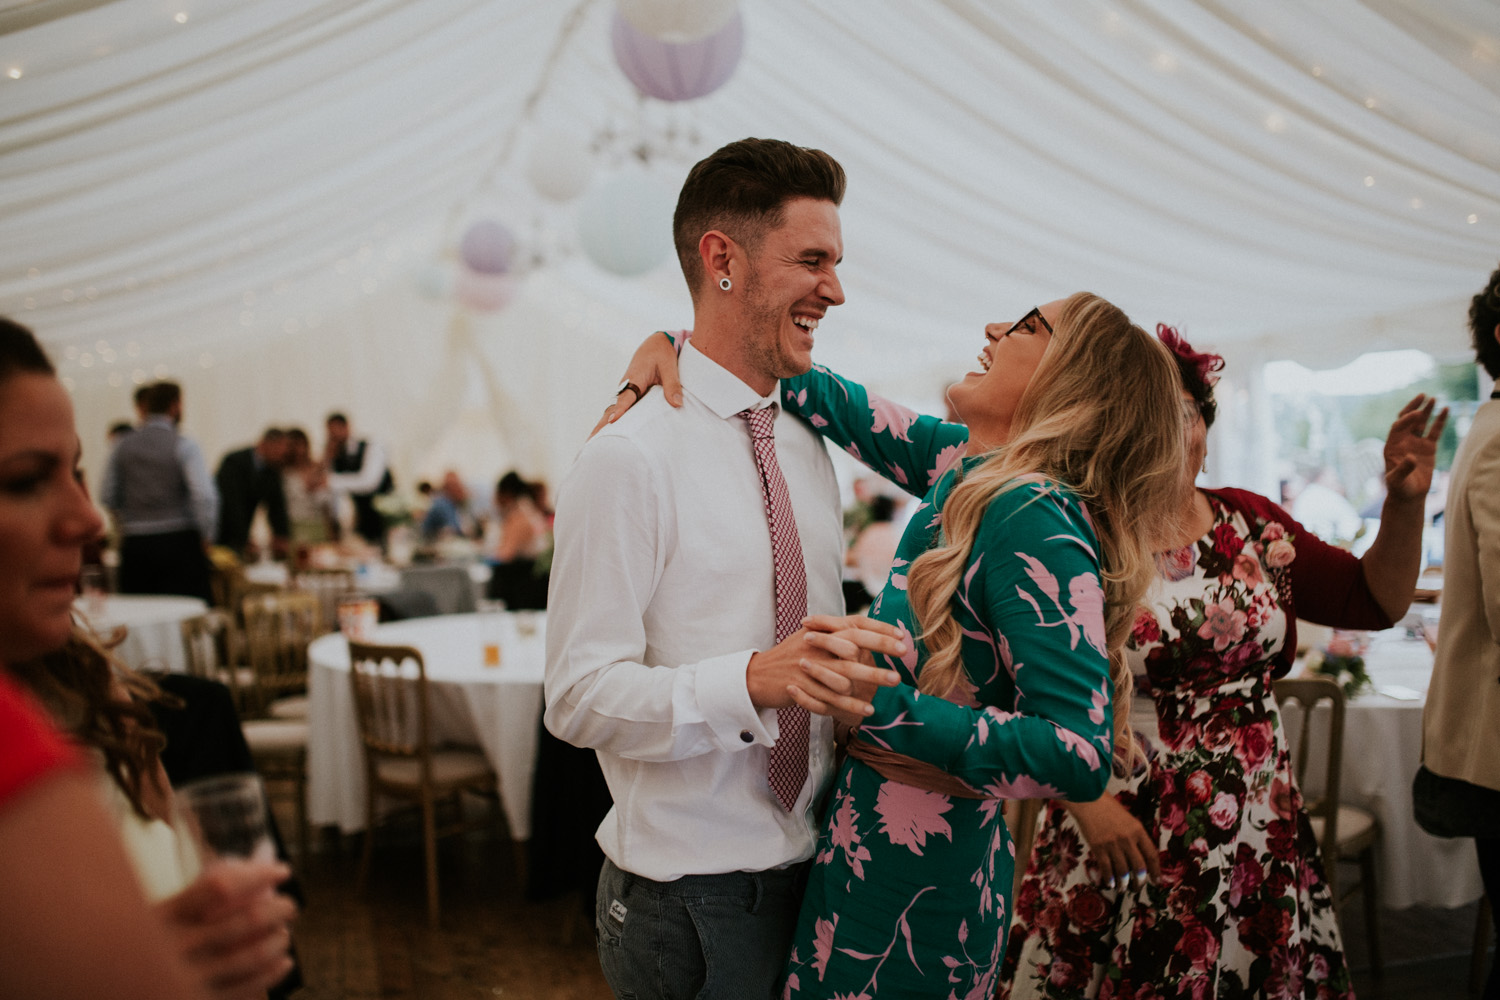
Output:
top-left (323, 412), bottom-right (391, 545)
top-left (545, 138), bottom-right (905, 1000)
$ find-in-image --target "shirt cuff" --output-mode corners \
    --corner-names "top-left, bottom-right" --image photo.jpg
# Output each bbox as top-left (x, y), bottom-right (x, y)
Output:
top-left (695, 649), bottom-right (777, 749)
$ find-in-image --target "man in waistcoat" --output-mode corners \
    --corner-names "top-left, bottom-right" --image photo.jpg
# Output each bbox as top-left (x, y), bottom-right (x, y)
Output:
top-left (324, 412), bottom-right (391, 546)
top-left (101, 381), bottom-right (218, 603)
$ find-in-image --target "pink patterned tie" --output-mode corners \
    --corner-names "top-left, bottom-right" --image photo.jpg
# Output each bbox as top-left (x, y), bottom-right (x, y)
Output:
top-left (740, 404), bottom-right (810, 812)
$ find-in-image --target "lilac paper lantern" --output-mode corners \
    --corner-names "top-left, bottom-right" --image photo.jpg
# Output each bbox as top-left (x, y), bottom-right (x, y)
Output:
top-left (455, 269), bottom-right (519, 312)
top-left (611, 8), bottom-right (743, 102)
top-left (459, 219), bottom-right (517, 275)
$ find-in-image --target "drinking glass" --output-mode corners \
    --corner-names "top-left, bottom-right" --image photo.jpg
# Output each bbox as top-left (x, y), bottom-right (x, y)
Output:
top-left (79, 564), bottom-right (108, 617)
top-left (174, 772), bottom-right (276, 871)
top-left (477, 598), bottom-right (506, 667)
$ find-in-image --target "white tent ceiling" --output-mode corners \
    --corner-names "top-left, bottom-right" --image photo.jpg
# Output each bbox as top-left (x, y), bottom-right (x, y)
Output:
top-left (2, 0), bottom-right (1498, 491)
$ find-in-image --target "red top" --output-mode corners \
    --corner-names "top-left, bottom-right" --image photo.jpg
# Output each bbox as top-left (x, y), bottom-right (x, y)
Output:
top-left (0, 672), bottom-right (82, 809)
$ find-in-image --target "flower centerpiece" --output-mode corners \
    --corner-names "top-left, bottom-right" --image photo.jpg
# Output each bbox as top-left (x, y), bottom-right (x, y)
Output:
top-left (1303, 631), bottom-right (1372, 699)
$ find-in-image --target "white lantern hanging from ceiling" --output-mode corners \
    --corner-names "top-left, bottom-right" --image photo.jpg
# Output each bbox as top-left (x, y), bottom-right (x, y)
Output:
top-left (576, 167), bottom-right (676, 277)
top-left (525, 130), bottom-right (594, 203)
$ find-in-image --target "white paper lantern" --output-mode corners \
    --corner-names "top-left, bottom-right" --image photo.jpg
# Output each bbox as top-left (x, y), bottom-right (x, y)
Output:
top-left (526, 130), bottom-right (594, 203)
top-left (618, 0), bottom-right (738, 43)
top-left (576, 168), bottom-right (677, 277)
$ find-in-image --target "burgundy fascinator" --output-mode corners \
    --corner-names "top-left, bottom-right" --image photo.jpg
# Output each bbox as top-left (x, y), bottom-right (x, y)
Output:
top-left (1156, 323), bottom-right (1224, 390)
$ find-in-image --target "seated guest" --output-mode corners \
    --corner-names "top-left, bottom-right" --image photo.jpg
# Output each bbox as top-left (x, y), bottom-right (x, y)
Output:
top-left (100, 380), bottom-right (218, 603)
top-left (487, 471), bottom-right (550, 609)
top-left (214, 428), bottom-right (290, 561)
top-left (421, 470), bottom-right (477, 542)
top-left (281, 427), bottom-right (337, 546)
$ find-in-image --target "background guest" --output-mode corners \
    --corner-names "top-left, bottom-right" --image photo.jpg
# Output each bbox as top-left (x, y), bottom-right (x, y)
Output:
top-left (101, 380), bottom-right (218, 603)
top-left (281, 426), bottom-right (338, 548)
top-left (324, 411), bottom-right (392, 547)
top-left (1418, 263), bottom-right (1500, 1000)
top-left (214, 427), bottom-right (290, 561)
top-left (420, 469), bottom-right (477, 542)
top-left (487, 471), bottom-right (550, 609)
top-left (843, 492), bottom-right (901, 613)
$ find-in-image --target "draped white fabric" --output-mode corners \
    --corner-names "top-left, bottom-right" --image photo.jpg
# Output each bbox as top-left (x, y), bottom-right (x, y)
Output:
top-left (2, 0), bottom-right (1497, 493)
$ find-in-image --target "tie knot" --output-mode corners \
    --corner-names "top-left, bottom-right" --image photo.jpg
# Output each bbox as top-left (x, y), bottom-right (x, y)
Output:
top-left (739, 404), bottom-right (777, 440)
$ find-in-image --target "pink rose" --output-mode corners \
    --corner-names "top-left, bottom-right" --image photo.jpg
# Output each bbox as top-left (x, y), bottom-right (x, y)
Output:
top-left (1131, 609), bottom-right (1162, 647)
top-left (1185, 770), bottom-right (1213, 805)
top-left (1231, 553), bottom-right (1263, 587)
top-left (1208, 791), bottom-right (1239, 830)
top-left (1180, 920), bottom-right (1220, 970)
top-left (1264, 538), bottom-right (1295, 568)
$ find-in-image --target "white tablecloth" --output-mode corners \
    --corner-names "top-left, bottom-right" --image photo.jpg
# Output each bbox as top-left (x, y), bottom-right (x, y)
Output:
top-left (76, 594), bottom-right (207, 675)
top-left (1292, 627), bottom-right (1484, 909)
top-left (307, 611), bottom-right (545, 839)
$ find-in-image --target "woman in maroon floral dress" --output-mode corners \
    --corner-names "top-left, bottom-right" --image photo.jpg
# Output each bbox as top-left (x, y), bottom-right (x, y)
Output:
top-left (1000, 328), bottom-right (1447, 999)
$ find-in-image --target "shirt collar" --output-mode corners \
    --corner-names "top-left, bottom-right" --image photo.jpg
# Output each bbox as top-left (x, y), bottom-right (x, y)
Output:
top-left (680, 341), bottom-right (779, 419)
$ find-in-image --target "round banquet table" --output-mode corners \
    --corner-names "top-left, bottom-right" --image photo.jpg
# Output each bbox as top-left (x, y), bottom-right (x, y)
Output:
top-left (1288, 625), bottom-right (1484, 910)
top-left (75, 593), bottom-right (207, 675)
top-left (306, 611), bottom-right (545, 840)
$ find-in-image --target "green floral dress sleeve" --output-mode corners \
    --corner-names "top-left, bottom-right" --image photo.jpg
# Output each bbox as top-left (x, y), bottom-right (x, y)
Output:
top-left (779, 364), bottom-right (971, 500)
top-left (858, 478), bottom-right (1114, 803)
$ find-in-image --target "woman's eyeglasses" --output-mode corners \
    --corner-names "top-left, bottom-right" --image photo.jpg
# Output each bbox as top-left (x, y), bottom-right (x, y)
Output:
top-left (1004, 307), bottom-right (1053, 337)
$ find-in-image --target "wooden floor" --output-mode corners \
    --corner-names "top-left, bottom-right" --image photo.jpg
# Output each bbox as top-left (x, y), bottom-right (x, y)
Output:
top-left (287, 818), bottom-right (607, 1000)
top-left (281, 813), bottom-right (1492, 999)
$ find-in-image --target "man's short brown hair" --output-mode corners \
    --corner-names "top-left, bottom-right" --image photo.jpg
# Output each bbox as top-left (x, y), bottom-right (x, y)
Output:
top-left (672, 138), bottom-right (846, 298)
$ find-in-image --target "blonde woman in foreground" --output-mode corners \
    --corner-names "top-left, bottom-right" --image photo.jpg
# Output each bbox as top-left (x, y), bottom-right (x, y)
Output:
top-left (609, 292), bottom-right (1185, 997)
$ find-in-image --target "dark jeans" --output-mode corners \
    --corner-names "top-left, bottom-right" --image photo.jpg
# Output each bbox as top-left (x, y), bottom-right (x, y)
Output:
top-left (595, 857), bottom-right (807, 1000)
top-left (118, 529), bottom-right (213, 604)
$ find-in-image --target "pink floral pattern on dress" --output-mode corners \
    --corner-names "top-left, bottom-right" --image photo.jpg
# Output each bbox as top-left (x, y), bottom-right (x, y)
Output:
top-left (874, 781), bottom-right (955, 855)
top-left (868, 393), bottom-right (919, 441)
top-left (775, 364), bottom-right (1112, 999)
top-left (1001, 496), bottom-right (1353, 1000)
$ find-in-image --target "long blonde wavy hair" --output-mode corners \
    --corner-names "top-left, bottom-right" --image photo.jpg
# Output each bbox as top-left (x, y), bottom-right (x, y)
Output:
top-left (905, 292), bottom-right (1185, 762)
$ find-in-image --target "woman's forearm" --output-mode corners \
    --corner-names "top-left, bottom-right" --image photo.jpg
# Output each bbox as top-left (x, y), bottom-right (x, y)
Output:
top-left (1358, 493), bottom-right (1426, 620)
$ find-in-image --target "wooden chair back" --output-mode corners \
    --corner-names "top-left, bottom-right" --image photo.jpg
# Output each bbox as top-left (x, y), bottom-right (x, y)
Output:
top-left (179, 609), bottom-right (241, 702)
top-left (292, 567), bottom-right (357, 635)
top-left (347, 641), bottom-right (432, 764)
top-left (1273, 675), bottom-right (1345, 862)
top-left (241, 590), bottom-right (320, 712)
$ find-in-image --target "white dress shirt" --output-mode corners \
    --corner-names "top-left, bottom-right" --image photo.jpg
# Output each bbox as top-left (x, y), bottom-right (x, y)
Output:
top-left (544, 343), bottom-right (845, 881)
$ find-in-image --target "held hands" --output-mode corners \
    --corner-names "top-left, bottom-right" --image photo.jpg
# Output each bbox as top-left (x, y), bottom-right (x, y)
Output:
top-left (590, 331), bottom-right (685, 437)
top-left (1383, 394), bottom-right (1448, 503)
top-left (1063, 795), bottom-right (1161, 890)
top-left (746, 614), bottom-right (906, 728)
top-left (156, 858), bottom-right (297, 1000)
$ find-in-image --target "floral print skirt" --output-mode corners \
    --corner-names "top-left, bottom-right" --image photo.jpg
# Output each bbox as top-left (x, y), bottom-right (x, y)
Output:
top-left (784, 758), bottom-right (1013, 999)
top-left (999, 680), bottom-right (1354, 999)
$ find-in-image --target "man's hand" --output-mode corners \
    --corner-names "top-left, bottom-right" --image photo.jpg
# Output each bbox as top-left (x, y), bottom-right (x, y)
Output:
top-left (746, 617), bottom-right (905, 723)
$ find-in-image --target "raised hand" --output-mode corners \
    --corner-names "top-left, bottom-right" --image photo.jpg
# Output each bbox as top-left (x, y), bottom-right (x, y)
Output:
top-left (1383, 394), bottom-right (1448, 502)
